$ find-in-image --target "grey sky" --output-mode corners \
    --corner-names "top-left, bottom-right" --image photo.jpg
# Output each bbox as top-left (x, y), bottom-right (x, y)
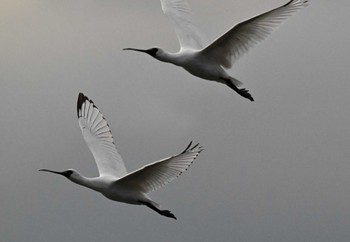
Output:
top-left (1, 0), bottom-right (350, 241)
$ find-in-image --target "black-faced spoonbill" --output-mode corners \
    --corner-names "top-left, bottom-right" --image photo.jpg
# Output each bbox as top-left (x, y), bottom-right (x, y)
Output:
top-left (124, 0), bottom-right (308, 101)
top-left (39, 93), bottom-right (203, 220)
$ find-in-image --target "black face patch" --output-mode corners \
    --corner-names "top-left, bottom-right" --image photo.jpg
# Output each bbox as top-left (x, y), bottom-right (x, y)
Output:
top-left (62, 170), bottom-right (74, 178)
top-left (146, 48), bottom-right (158, 57)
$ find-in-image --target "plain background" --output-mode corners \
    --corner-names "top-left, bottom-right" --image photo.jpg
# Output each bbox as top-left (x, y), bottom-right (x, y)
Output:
top-left (1, 0), bottom-right (350, 241)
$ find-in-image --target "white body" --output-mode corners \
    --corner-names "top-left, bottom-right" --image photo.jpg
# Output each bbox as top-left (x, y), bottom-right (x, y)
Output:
top-left (158, 49), bottom-right (230, 82)
top-left (67, 175), bottom-right (143, 205)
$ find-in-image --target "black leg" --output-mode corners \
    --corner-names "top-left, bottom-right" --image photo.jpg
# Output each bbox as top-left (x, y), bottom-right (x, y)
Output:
top-left (222, 78), bottom-right (254, 102)
top-left (140, 201), bottom-right (177, 220)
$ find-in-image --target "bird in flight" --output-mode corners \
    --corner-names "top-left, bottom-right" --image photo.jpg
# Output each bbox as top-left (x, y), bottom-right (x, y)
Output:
top-left (124, 0), bottom-right (308, 101)
top-left (40, 93), bottom-right (203, 219)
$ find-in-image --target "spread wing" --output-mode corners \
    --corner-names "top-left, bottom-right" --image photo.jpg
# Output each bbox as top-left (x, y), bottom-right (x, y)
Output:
top-left (116, 142), bottom-right (203, 194)
top-left (200, 0), bottom-right (308, 68)
top-left (161, 0), bottom-right (208, 50)
top-left (77, 93), bottom-right (127, 178)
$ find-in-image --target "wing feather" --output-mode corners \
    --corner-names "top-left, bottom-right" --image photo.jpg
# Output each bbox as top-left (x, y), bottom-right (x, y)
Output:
top-left (116, 141), bottom-right (203, 194)
top-left (161, 0), bottom-right (208, 50)
top-left (77, 93), bottom-right (127, 178)
top-left (201, 0), bottom-right (308, 68)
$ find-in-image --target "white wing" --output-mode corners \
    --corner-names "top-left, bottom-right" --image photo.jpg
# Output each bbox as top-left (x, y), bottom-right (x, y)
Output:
top-left (200, 0), bottom-right (308, 68)
top-left (77, 93), bottom-right (127, 178)
top-left (116, 142), bottom-right (203, 194)
top-left (161, 0), bottom-right (207, 50)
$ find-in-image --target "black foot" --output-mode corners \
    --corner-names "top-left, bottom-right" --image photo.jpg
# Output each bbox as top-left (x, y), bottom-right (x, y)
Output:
top-left (222, 78), bottom-right (254, 102)
top-left (140, 200), bottom-right (177, 220)
top-left (238, 88), bottom-right (254, 102)
top-left (160, 210), bottom-right (177, 220)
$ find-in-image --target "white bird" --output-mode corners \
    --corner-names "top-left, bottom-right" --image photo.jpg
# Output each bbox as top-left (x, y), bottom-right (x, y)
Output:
top-left (39, 93), bottom-right (203, 219)
top-left (123, 0), bottom-right (308, 101)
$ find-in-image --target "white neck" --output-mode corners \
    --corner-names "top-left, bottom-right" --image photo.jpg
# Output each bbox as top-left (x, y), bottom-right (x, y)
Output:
top-left (69, 174), bottom-right (106, 193)
top-left (156, 51), bottom-right (182, 66)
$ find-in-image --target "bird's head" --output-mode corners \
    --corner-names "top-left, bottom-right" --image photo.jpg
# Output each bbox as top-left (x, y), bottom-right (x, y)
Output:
top-left (39, 168), bottom-right (79, 180)
top-left (123, 47), bottom-right (160, 58)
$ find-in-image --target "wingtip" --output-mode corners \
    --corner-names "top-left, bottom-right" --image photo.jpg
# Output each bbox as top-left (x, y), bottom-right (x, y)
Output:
top-left (77, 93), bottom-right (98, 118)
top-left (181, 141), bottom-right (203, 154)
top-left (77, 92), bottom-right (88, 117)
top-left (181, 141), bottom-right (193, 154)
top-left (191, 142), bottom-right (200, 150)
top-left (287, 0), bottom-right (309, 7)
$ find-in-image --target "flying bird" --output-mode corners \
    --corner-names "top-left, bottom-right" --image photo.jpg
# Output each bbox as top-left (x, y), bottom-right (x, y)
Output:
top-left (123, 0), bottom-right (308, 101)
top-left (40, 93), bottom-right (203, 220)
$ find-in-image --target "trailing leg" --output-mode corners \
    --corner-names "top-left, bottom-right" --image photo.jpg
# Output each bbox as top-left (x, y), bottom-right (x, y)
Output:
top-left (139, 200), bottom-right (177, 220)
top-left (221, 77), bottom-right (254, 102)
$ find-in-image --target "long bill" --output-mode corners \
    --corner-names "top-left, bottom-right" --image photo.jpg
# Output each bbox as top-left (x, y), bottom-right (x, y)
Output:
top-left (39, 169), bottom-right (63, 175)
top-left (123, 48), bottom-right (149, 53)
top-left (123, 47), bottom-right (158, 57)
top-left (39, 169), bottom-right (71, 178)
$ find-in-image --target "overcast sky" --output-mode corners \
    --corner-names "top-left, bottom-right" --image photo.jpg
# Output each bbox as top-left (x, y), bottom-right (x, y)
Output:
top-left (1, 0), bottom-right (350, 241)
